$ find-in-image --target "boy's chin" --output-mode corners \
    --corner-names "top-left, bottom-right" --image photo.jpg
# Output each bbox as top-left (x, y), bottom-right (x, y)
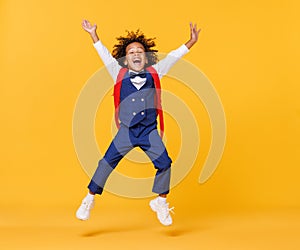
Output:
top-left (128, 65), bottom-right (145, 72)
top-left (129, 68), bottom-right (144, 72)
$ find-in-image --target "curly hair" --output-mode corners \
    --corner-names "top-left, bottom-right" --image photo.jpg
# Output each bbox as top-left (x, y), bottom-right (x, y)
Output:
top-left (112, 30), bottom-right (158, 67)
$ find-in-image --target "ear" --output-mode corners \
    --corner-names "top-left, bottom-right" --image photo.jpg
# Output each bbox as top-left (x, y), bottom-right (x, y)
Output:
top-left (124, 59), bottom-right (128, 66)
top-left (145, 57), bottom-right (148, 64)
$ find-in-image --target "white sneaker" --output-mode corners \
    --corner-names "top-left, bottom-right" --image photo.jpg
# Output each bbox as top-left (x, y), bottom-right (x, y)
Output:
top-left (149, 198), bottom-right (174, 226)
top-left (76, 197), bottom-right (95, 221)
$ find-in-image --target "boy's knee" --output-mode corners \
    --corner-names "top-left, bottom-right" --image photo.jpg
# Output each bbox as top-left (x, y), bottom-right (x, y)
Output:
top-left (154, 156), bottom-right (172, 171)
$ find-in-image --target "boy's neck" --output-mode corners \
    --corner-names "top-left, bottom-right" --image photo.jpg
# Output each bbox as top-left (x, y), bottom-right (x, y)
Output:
top-left (128, 69), bottom-right (145, 73)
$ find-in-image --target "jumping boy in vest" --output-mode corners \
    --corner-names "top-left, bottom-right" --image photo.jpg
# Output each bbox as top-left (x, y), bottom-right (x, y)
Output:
top-left (76, 19), bottom-right (200, 226)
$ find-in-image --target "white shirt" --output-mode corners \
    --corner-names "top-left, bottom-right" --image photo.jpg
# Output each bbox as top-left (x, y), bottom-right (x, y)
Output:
top-left (93, 40), bottom-right (189, 88)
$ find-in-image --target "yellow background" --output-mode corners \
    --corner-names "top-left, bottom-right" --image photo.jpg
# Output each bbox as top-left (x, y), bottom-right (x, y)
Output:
top-left (1, 0), bottom-right (299, 249)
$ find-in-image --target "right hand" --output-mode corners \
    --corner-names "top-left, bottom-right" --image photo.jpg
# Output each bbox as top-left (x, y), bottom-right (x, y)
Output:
top-left (82, 19), bottom-right (97, 34)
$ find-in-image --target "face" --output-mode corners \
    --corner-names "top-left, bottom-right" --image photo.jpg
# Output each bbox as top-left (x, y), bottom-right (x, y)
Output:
top-left (124, 42), bottom-right (148, 72)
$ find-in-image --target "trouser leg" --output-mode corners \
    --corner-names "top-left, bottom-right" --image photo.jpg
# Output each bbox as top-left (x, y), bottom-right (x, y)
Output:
top-left (88, 126), bottom-right (133, 194)
top-left (139, 129), bottom-right (172, 195)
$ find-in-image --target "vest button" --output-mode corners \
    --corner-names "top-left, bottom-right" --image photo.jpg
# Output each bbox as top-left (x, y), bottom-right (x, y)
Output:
top-left (141, 111), bottom-right (145, 115)
top-left (132, 98), bottom-right (135, 102)
top-left (141, 98), bottom-right (144, 102)
top-left (133, 112), bottom-right (136, 116)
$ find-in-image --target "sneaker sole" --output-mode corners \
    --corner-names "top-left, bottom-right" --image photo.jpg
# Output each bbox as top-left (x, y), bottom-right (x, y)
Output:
top-left (76, 211), bottom-right (90, 221)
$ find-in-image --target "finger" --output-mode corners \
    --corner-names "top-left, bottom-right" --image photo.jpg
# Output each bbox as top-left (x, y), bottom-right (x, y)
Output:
top-left (193, 23), bottom-right (197, 34)
top-left (83, 20), bottom-right (88, 28)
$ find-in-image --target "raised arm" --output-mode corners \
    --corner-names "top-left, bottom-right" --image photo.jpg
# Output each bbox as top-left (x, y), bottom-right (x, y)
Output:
top-left (185, 22), bottom-right (201, 49)
top-left (153, 22), bottom-right (201, 79)
top-left (82, 19), bottom-right (121, 82)
top-left (82, 19), bottom-right (99, 43)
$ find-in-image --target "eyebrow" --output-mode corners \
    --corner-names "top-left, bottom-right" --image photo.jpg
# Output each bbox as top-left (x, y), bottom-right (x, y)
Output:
top-left (128, 47), bottom-right (145, 50)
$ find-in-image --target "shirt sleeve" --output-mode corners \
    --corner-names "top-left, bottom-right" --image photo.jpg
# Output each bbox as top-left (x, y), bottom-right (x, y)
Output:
top-left (152, 44), bottom-right (189, 79)
top-left (93, 40), bottom-right (122, 82)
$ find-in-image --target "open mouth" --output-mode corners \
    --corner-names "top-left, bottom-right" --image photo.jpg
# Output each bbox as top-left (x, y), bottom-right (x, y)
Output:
top-left (133, 58), bottom-right (141, 64)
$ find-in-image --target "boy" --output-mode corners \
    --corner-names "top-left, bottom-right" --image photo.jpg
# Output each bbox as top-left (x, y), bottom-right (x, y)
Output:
top-left (76, 19), bottom-right (200, 226)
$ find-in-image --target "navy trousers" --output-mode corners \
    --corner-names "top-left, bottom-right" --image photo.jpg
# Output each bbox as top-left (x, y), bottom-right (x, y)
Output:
top-left (88, 123), bottom-right (172, 195)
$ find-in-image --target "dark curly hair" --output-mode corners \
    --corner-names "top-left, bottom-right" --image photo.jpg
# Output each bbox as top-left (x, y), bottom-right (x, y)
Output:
top-left (112, 30), bottom-right (158, 67)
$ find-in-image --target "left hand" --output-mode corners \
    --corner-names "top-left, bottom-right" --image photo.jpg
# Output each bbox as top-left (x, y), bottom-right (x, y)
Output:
top-left (185, 22), bottom-right (201, 49)
top-left (189, 22), bottom-right (201, 44)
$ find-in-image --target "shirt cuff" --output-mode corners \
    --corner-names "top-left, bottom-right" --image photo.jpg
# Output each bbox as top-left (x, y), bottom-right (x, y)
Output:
top-left (93, 40), bottom-right (102, 49)
top-left (180, 44), bottom-right (190, 54)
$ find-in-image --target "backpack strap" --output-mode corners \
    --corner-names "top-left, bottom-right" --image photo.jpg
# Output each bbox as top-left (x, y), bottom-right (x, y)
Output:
top-left (114, 68), bottom-right (128, 129)
top-left (146, 66), bottom-right (164, 138)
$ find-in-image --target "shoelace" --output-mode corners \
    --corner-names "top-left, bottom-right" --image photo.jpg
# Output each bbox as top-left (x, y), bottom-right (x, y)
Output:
top-left (157, 203), bottom-right (175, 218)
top-left (168, 206), bottom-right (175, 215)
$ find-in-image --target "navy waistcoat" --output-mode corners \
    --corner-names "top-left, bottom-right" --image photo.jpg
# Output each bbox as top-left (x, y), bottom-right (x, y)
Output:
top-left (119, 72), bottom-right (157, 128)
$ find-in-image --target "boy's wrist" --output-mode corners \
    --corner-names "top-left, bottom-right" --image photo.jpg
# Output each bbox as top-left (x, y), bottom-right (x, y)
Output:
top-left (185, 39), bottom-right (196, 49)
top-left (90, 31), bottom-right (97, 37)
top-left (90, 32), bottom-right (99, 43)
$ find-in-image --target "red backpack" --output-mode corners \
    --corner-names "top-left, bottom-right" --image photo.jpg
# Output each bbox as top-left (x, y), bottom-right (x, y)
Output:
top-left (113, 66), bottom-right (164, 138)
